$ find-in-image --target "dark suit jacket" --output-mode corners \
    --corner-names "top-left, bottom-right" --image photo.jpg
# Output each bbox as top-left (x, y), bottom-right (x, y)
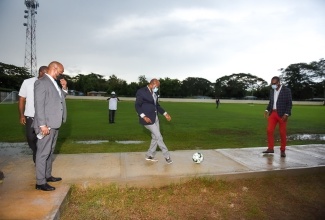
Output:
top-left (33, 75), bottom-right (67, 131)
top-left (266, 86), bottom-right (292, 117)
top-left (135, 86), bottom-right (165, 125)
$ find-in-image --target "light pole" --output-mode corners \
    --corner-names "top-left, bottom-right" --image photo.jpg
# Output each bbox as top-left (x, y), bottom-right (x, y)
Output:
top-left (23, 0), bottom-right (39, 76)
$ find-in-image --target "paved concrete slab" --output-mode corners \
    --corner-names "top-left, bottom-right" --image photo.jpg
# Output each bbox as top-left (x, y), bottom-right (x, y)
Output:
top-left (217, 145), bottom-right (325, 171)
top-left (0, 144), bottom-right (324, 220)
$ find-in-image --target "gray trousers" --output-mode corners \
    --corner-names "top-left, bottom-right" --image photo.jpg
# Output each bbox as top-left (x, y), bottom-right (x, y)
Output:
top-left (144, 116), bottom-right (170, 159)
top-left (35, 129), bottom-right (59, 185)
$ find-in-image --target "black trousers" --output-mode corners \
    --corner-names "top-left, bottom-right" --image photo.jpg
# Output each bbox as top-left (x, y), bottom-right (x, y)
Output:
top-left (109, 110), bottom-right (116, 123)
top-left (26, 117), bottom-right (37, 163)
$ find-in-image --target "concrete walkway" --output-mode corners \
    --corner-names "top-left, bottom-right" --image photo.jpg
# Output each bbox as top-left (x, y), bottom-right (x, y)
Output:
top-left (0, 144), bottom-right (324, 220)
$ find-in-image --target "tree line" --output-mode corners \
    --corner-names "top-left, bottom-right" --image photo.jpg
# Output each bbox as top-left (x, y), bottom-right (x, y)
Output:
top-left (0, 58), bottom-right (324, 100)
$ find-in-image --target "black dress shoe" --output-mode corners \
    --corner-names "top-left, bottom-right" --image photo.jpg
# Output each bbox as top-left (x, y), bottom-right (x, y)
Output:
top-left (35, 183), bottom-right (55, 191)
top-left (281, 151), bottom-right (286, 157)
top-left (262, 149), bottom-right (274, 153)
top-left (46, 176), bottom-right (62, 182)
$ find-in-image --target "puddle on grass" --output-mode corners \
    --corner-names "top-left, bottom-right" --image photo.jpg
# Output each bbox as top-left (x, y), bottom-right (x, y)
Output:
top-left (75, 140), bottom-right (109, 144)
top-left (0, 142), bottom-right (32, 156)
top-left (288, 134), bottom-right (325, 141)
top-left (75, 140), bottom-right (144, 144)
top-left (0, 140), bottom-right (145, 156)
top-left (115, 140), bottom-right (144, 144)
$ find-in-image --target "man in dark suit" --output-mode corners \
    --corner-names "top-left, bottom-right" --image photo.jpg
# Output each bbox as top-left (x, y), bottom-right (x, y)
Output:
top-left (135, 79), bottom-right (173, 164)
top-left (33, 61), bottom-right (68, 191)
top-left (263, 76), bottom-right (292, 157)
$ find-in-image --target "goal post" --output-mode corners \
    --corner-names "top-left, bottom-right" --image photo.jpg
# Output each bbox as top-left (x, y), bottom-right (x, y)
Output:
top-left (0, 91), bottom-right (19, 104)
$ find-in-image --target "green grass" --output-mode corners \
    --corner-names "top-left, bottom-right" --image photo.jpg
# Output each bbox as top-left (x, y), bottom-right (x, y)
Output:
top-left (1, 100), bottom-right (324, 153)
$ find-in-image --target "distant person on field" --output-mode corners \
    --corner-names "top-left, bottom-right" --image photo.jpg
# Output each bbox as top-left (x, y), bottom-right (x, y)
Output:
top-left (216, 98), bottom-right (220, 109)
top-left (263, 76), bottom-right (292, 158)
top-left (18, 66), bottom-right (47, 163)
top-left (135, 78), bottom-right (173, 164)
top-left (107, 91), bottom-right (120, 123)
top-left (33, 61), bottom-right (68, 191)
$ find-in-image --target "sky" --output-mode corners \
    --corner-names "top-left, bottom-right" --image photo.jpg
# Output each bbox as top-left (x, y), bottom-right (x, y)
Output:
top-left (0, 0), bottom-right (324, 83)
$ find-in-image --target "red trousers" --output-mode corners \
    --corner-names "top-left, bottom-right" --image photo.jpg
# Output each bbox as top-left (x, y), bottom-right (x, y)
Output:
top-left (267, 111), bottom-right (287, 151)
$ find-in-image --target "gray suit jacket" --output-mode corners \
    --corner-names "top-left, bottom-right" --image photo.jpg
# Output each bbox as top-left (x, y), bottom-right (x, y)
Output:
top-left (33, 75), bottom-right (67, 130)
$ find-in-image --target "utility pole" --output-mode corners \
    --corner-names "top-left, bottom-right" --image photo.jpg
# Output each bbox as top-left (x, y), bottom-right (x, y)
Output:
top-left (23, 0), bottom-right (39, 76)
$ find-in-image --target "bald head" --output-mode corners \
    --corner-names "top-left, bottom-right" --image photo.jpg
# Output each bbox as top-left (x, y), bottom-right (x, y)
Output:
top-left (149, 78), bottom-right (160, 87)
top-left (47, 61), bottom-right (64, 80)
top-left (148, 78), bottom-right (160, 93)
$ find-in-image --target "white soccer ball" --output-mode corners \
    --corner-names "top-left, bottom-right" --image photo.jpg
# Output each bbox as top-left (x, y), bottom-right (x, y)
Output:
top-left (192, 152), bottom-right (204, 164)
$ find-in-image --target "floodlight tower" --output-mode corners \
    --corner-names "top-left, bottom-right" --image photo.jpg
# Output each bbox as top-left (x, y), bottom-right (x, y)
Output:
top-left (23, 0), bottom-right (39, 76)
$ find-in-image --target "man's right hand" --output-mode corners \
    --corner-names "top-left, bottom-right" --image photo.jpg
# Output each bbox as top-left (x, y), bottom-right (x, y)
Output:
top-left (143, 116), bottom-right (152, 124)
top-left (264, 111), bottom-right (269, 119)
top-left (40, 126), bottom-right (50, 135)
top-left (19, 116), bottom-right (26, 125)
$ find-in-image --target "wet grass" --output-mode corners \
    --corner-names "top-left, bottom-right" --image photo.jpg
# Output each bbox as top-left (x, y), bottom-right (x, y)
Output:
top-left (0, 100), bottom-right (324, 153)
top-left (61, 172), bottom-right (325, 219)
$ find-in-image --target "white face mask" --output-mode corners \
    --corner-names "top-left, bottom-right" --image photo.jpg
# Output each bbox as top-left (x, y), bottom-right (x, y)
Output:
top-left (271, 85), bottom-right (277, 90)
top-left (153, 87), bottom-right (159, 93)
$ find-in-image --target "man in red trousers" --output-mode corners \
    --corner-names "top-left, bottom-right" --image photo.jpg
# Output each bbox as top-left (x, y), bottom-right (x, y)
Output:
top-left (263, 76), bottom-right (292, 158)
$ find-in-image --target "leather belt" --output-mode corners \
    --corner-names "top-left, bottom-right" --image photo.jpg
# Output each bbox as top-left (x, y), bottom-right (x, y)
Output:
top-left (272, 109), bottom-right (277, 112)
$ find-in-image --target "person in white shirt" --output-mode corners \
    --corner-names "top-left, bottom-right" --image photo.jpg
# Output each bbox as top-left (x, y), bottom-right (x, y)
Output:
top-left (18, 66), bottom-right (47, 163)
top-left (107, 91), bottom-right (120, 123)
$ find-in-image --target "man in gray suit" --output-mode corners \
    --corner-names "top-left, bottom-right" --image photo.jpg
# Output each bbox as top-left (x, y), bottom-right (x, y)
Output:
top-left (34, 61), bottom-right (68, 191)
top-left (135, 79), bottom-right (173, 164)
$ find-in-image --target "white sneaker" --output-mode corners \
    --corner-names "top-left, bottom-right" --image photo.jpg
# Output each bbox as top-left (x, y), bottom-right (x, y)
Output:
top-left (145, 156), bottom-right (158, 162)
top-left (165, 157), bottom-right (173, 164)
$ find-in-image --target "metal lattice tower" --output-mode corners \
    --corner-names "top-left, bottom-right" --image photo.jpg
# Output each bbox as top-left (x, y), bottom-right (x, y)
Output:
top-left (23, 0), bottom-right (39, 76)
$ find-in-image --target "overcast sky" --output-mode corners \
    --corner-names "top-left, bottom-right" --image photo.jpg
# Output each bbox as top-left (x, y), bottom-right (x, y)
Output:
top-left (0, 0), bottom-right (324, 83)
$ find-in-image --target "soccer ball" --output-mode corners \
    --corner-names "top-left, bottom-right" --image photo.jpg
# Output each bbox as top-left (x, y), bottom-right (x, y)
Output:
top-left (192, 152), bottom-right (204, 164)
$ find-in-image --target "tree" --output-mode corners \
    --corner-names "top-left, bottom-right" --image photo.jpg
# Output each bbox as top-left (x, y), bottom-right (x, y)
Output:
top-left (72, 73), bottom-right (107, 94)
top-left (106, 74), bottom-right (128, 96)
top-left (125, 82), bottom-right (139, 97)
top-left (138, 75), bottom-right (148, 88)
top-left (0, 62), bottom-right (31, 91)
top-left (181, 77), bottom-right (213, 97)
top-left (159, 77), bottom-right (182, 98)
top-left (310, 58), bottom-right (325, 103)
top-left (216, 73), bottom-right (267, 99)
top-left (280, 63), bottom-right (316, 100)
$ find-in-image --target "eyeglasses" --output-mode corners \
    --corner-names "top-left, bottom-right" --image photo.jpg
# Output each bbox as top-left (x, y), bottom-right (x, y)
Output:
top-left (271, 83), bottom-right (278, 85)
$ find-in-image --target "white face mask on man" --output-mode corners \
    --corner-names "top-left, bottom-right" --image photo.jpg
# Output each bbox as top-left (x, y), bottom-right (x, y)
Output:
top-left (271, 84), bottom-right (277, 90)
top-left (153, 87), bottom-right (159, 93)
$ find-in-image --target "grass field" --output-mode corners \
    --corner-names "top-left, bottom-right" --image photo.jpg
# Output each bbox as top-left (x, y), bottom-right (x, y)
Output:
top-left (61, 172), bottom-right (325, 219)
top-left (1, 99), bottom-right (324, 153)
top-left (2, 100), bottom-right (324, 219)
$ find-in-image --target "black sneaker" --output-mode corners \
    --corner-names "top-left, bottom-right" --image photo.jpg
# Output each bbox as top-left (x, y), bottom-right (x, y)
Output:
top-left (145, 156), bottom-right (158, 162)
top-left (165, 157), bottom-right (173, 164)
top-left (262, 149), bottom-right (274, 153)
